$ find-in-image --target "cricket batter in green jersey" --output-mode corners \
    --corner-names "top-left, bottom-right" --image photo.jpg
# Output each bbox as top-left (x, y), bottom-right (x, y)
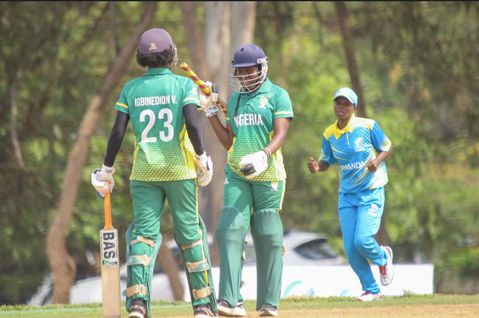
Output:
top-left (199, 44), bottom-right (293, 317)
top-left (91, 28), bottom-right (218, 318)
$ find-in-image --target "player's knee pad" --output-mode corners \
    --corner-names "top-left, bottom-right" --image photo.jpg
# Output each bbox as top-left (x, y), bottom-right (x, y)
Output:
top-left (176, 216), bottom-right (217, 311)
top-left (124, 223), bottom-right (161, 315)
top-left (251, 209), bottom-right (283, 247)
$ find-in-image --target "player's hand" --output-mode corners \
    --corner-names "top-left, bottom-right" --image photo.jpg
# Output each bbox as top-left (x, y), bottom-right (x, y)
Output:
top-left (195, 152), bottom-right (213, 186)
top-left (308, 157), bottom-right (319, 174)
top-left (239, 150), bottom-right (269, 179)
top-left (197, 82), bottom-right (219, 118)
top-left (91, 164), bottom-right (115, 198)
top-left (366, 158), bottom-right (380, 172)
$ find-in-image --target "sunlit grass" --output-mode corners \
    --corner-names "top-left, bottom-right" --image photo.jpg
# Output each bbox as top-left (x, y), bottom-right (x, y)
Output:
top-left (1, 294), bottom-right (478, 317)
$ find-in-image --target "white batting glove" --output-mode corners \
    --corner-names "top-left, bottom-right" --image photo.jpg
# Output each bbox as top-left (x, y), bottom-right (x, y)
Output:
top-left (194, 152), bottom-right (213, 186)
top-left (90, 164), bottom-right (115, 198)
top-left (197, 82), bottom-right (219, 118)
top-left (239, 150), bottom-right (269, 179)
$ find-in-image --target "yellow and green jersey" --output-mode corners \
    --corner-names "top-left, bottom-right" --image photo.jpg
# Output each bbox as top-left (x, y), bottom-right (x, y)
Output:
top-left (114, 67), bottom-right (200, 181)
top-left (320, 115), bottom-right (392, 193)
top-left (226, 78), bottom-right (294, 182)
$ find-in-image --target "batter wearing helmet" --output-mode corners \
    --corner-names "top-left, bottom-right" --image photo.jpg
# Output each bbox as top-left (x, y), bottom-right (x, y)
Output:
top-left (200, 44), bottom-right (294, 317)
top-left (91, 28), bottom-right (218, 318)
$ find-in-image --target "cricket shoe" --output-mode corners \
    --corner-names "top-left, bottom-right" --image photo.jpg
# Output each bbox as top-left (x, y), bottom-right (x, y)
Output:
top-left (379, 245), bottom-right (394, 286)
top-left (356, 291), bottom-right (382, 302)
top-left (129, 299), bottom-right (148, 318)
top-left (194, 304), bottom-right (219, 318)
top-left (259, 304), bottom-right (278, 317)
top-left (217, 299), bottom-right (246, 317)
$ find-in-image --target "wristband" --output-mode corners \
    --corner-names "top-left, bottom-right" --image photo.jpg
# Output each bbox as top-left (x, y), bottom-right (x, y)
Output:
top-left (262, 147), bottom-right (272, 158)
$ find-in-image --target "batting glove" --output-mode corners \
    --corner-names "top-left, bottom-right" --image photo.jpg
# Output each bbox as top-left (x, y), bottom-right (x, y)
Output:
top-left (194, 152), bottom-right (213, 186)
top-left (91, 164), bottom-right (115, 198)
top-left (239, 150), bottom-right (269, 179)
top-left (197, 82), bottom-right (219, 118)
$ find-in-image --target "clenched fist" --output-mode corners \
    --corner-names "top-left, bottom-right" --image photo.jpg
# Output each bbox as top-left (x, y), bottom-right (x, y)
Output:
top-left (308, 157), bottom-right (319, 174)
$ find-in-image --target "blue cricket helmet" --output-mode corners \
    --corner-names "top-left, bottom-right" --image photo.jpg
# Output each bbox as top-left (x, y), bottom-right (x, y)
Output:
top-left (231, 43), bottom-right (268, 67)
top-left (230, 44), bottom-right (269, 93)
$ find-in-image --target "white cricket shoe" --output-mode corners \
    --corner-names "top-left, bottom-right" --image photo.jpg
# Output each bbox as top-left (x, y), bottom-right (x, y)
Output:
top-left (379, 245), bottom-right (394, 286)
top-left (356, 291), bottom-right (382, 302)
top-left (259, 304), bottom-right (278, 317)
top-left (217, 299), bottom-right (246, 317)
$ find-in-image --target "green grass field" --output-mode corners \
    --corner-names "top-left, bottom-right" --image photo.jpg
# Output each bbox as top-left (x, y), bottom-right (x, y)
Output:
top-left (1, 295), bottom-right (478, 318)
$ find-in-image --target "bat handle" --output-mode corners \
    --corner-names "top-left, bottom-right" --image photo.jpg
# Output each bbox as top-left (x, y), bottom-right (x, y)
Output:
top-left (179, 62), bottom-right (211, 95)
top-left (104, 192), bottom-right (113, 230)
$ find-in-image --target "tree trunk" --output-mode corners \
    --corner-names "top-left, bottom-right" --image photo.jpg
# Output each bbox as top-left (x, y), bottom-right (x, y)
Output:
top-left (230, 2), bottom-right (256, 53)
top-left (204, 2), bottom-right (231, 265)
top-left (8, 69), bottom-right (25, 169)
top-left (335, 2), bottom-right (367, 117)
top-left (46, 2), bottom-right (157, 304)
top-left (178, 2), bottom-right (210, 79)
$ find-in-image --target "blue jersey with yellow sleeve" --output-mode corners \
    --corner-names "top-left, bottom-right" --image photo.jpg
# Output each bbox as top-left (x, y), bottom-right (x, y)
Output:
top-left (319, 115), bottom-right (391, 193)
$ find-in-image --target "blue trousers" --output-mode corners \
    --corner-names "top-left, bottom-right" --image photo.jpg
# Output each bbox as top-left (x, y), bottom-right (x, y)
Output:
top-left (338, 187), bottom-right (388, 294)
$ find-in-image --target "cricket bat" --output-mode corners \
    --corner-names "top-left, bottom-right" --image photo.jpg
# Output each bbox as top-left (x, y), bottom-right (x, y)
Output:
top-left (179, 62), bottom-right (228, 117)
top-left (100, 192), bottom-right (121, 318)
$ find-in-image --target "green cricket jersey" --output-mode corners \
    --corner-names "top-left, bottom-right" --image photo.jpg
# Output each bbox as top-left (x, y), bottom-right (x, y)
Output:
top-left (114, 67), bottom-right (200, 181)
top-left (226, 78), bottom-right (294, 182)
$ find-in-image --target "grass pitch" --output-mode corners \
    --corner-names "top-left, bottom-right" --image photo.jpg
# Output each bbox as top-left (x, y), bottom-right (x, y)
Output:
top-left (1, 294), bottom-right (478, 317)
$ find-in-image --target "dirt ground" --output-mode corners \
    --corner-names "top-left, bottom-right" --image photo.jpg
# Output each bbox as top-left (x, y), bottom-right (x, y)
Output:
top-left (162, 304), bottom-right (479, 318)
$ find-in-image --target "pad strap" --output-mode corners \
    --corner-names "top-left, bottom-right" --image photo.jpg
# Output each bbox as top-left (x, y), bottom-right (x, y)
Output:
top-left (186, 259), bottom-right (210, 273)
top-left (131, 236), bottom-right (155, 247)
top-left (192, 286), bottom-right (211, 300)
top-left (180, 239), bottom-right (202, 251)
top-left (127, 284), bottom-right (148, 297)
top-left (127, 255), bottom-right (152, 266)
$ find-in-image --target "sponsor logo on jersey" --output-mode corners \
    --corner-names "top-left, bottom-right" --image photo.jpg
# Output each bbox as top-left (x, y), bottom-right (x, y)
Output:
top-left (234, 113), bottom-right (264, 127)
top-left (259, 96), bottom-right (269, 108)
top-left (354, 137), bottom-right (365, 152)
top-left (134, 95), bottom-right (177, 107)
top-left (339, 159), bottom-right (367, 171)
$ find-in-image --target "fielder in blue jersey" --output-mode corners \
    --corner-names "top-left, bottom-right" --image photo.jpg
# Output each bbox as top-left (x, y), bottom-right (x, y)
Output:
top-left (308, 87), bottom-right (394, 302)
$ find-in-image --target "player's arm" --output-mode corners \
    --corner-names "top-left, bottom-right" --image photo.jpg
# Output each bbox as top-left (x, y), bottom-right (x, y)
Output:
top-left (366, 146), bottom-right (392, 172)
top-left (104, 111), bottom-right (129, 166)
top-left (308, 158), bottom-right (330, 173)
top-left (238, 118), bottom-right (291, 179)
top-left (91, 111), bottom-right (129, 196)
top-left (367, 121), bottom-right (393, 172)
top-left (309, 134), bottom-right (334, 174)
top-left (183, 103), bottom-right (213, 186)
top-left (264, 117), bottom-right (290, 156)
top-left (183, 104), bottom-right (205, 155)
top-left (208, 115), bottom-right (234, 150)
top-left (197, 83), bottom-right (234, 150)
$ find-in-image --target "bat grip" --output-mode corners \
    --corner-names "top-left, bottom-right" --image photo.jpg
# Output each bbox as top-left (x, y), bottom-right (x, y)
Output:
top-left (104, 192), bottom-right (113, 230)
